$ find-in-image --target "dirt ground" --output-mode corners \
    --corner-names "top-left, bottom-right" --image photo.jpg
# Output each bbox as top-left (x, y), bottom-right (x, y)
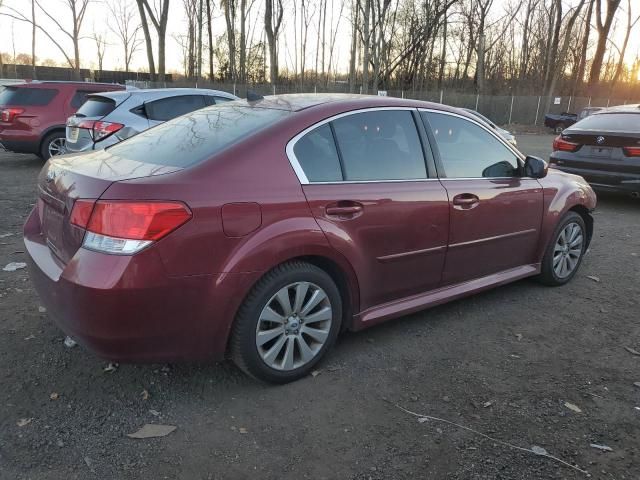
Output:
top-left (1, 134), bottom-right (639, 480)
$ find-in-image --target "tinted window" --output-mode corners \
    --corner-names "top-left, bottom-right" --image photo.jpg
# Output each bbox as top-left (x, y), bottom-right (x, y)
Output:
top-left (71, 90), bottom-right (95, 108)
top-left (294, 124), bottom-right (342, 182)
top-left (107, 104), bottom-right (291, 167)
top-left (146, 95), bottom-right (207, 121)
top-left (423, 112), bottom-right (518, 178)
top-left (75, 96), bottom-right (116, 117)
top-left (573, 113), bottom-right (640, 131)
top-left (331, 110), bottom-right (427, 181)
top-left (0, 87), bottom-right (57, 106)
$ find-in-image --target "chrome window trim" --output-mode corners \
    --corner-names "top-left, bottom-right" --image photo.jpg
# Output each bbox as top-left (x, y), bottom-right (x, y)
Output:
top-left (418, 108), bottom-right (526, 163)
top-left (286, 106), bottom-right (427, 185)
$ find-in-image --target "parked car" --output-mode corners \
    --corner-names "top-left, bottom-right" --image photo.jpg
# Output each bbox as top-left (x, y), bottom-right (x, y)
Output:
top-left (549, 104), bottom-right (640, 197)
top-left (65, 88), bottom-right (238, 153)
top-left (461, 108), bottom-right (517, 146)
top-left (25, 94), bottom-right (596, 383)
top-left (544, 107), bottom-right (604, 134)
top-left (0, 81), bottom-right (125, 159)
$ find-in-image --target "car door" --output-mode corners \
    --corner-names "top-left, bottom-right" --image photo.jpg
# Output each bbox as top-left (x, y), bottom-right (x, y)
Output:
top-left (289, 108), bottom-right (450, 311)
top-left (420, 110), bottom-right (544, 286)
top-left (145, 95), bottom-right (207, 127)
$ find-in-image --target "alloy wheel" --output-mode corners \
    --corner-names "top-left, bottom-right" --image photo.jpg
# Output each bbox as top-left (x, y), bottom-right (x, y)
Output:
top-left (553, 222), bottom-right (584, 279)
top-left (48, 137), bottom-right (67, 157)
top-left (255, 282), bottom-right (333, 371)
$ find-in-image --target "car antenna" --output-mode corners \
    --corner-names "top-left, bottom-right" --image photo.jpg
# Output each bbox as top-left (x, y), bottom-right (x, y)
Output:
top-left (246, 90), bottom-right (264, 102)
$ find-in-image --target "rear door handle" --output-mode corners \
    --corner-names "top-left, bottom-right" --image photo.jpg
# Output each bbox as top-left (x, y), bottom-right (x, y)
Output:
top-left (452, 193), bottom-right (480, 209)
top-left (326, 202), bottom-right (363, 217)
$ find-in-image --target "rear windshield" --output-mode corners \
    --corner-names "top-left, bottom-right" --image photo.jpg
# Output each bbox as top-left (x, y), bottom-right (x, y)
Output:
top-left (76, 96), bottom-right (117, 117)
top-left (573, 113), bottom-right (640, 131)
top-left (106, 104), bottom-right (291, 167)
top-left (0, 87), bottom-right (58, 106)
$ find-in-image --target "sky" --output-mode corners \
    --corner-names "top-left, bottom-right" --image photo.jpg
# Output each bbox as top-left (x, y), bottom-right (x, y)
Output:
top-left (0, 0), bottom-right (639, 76)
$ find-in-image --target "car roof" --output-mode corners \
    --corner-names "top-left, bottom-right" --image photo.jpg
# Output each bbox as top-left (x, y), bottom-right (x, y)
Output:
top-left (11, 81), bottom-right (123, 89)
top-left (88, 88), bottom-right (238, 101)
top-left (593, 104), bottom-right (640, 115)
top-left (227, 93), bottom-right (473, 116)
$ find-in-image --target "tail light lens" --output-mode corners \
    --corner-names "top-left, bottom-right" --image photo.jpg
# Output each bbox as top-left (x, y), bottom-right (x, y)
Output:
top-left (623, 146), bottom-right (640, 157)
top-left (75, 120), bottom-right (124, 142)
top-left (70, 200), bottom-right (192, 255)
top-left (553, 135), bottom-right (580, 152)
top-left (1, 108), bottom-right (25, 122)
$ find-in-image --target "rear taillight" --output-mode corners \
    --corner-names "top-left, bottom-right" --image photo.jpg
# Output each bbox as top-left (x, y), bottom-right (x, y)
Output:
top-left (70, 200), bottom-right (192, 255)
top-left (1, 108), bottom-right (24, 122)
top-left (75, 120), bottom-right (124, 142)
top-left (553, 135), bottom-right (580, 152)
top-left (623, 146), bottom-right (640, 157)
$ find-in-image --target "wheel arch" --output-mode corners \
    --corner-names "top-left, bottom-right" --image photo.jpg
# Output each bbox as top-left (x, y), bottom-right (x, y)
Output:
top-left (38, 125), bottom-right (66, 152)
top-left (568, 204), bottom-right (594, 249)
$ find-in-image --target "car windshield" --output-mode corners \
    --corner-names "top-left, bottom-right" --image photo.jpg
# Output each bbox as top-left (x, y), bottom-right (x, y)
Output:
top-left (573, 113), bottom-right (640, 131)
top-left (106, 103), bottom-right (291, 167)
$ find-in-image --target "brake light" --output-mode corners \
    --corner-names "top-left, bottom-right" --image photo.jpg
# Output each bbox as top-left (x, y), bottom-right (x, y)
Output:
top-left (623, 146), bottom-right (640, 157)
top-left (92, 121), bottom-right (123, 141)
top-left (74, 120), bottom-right (123, 142)
top-left (70, 200), bottom-right (192, 255)
top-left (1, 108), bottom-right (24, 122)
top-left (553, 136), bottom-right (580, 152)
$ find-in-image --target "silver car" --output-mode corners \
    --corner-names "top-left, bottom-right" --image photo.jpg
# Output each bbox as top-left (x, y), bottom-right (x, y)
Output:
top-left (65, 88), bottom-right (238, 152)
top-left (461, 108), bottom-right (517, 147)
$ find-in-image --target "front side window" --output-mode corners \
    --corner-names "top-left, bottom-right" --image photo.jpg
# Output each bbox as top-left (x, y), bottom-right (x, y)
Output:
top-left (331, 110), bottom-right (427, 181)
top-left (422, 112), bottom-right (519, 178)
top-left (145, 95), bottom-right (207, 121)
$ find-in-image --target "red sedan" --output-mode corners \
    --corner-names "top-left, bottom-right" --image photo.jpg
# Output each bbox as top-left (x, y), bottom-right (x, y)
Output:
top-left (25, 94), bottom-right (596, 383)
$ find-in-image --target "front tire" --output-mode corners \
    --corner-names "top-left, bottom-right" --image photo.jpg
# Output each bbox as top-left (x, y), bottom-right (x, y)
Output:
top-left (230, 261), bottom-right (342, 383)
top-left (40, 132), bottom-right (67, 160)
top-left (537, 211), bottom-right (587, 286)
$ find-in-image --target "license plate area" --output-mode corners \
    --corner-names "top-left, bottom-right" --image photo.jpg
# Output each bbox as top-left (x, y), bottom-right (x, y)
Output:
top-left (68, 127), bottom-right (79, 143)
top-left (42, 202), bottom-right (66, 255)
top-left (590, 146), bottom-right (612, 158)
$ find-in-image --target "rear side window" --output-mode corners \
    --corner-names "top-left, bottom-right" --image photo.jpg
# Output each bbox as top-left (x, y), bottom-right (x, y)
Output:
top-left (294, 124), bottom-right (343, 182)
top-left (0, 87), bottom-right (57, 106)
top-left (145, 95), bottom-right (207, 121)
top-left (106, 104), bottom-right (291, 167)
top-left (75, 96), bottom-right (116, 117)
top-left (70, 90), bottom-right (97, 109)
top-left (573, 113), bottom-right (640, 131)
top-left (332, 110), bottom-right (427, 181)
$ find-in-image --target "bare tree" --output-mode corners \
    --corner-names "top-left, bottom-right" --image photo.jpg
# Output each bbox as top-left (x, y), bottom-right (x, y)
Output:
top-left (589, 0), bottom-right (622, 85)
top-left (31, 0), bottom-right (36, 78)
top-left (108, 0), bottom-right (142, 72)
top-left (92, 30), bottom-right (107, 76)
top-left (222, 0), bottom-right (237, 81)
top-left (136, 0), bottom-right (171, 82)
top-left (264, 0), bottom-right (284, 84)
top-left (609, 0), bottom-right (640, 93)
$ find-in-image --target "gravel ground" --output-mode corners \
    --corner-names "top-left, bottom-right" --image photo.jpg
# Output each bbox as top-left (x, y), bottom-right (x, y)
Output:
top-left (1, 135), bottom-right (639, 480)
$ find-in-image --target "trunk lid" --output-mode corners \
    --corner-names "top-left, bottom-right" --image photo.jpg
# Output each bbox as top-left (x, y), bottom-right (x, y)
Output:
top-left (37, 149), bottom-right (181, 264)
top-left (560, 129), bottom-right (640, 175)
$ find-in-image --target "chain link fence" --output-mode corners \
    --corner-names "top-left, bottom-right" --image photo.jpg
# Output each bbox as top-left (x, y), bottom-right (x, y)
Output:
top-left (126, 79), bottom-right (640, 127)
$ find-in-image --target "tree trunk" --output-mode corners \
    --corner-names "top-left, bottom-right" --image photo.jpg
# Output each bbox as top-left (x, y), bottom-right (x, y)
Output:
top-left (239, 0), bottom-right (247, 84)
top-left (206, 0), bottom-right (213, 79)
top-left (136, 0), bottom-right (156, 80)
top-left (348, 0), bottom-right (358, 93)
top-left (437, 6), bottom-right (448, 91)
top-left (197, 0), bottom-right (203, 82)
top-left (609, 0), bottom-right (639, 94)
top-left (31, 0), bottom-right (36, 79)
top-left (574, 0), bottom-right (594, 92)
top-left (223, 0), bottom-right (236, 82)
top-left (589, 0), bottom-right (622, 86)
top-left (361, 0), bottom-right (371, 93)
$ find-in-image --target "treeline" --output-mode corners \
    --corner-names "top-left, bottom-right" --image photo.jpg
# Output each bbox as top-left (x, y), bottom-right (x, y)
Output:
top-left (0, 0), bottom-right (638, 100)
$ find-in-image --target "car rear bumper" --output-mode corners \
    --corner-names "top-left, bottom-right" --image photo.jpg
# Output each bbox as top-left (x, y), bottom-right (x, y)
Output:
top-left (549, 164), bottom-right (640, 193)
top-left (23, 207), bottom-right (260, 362)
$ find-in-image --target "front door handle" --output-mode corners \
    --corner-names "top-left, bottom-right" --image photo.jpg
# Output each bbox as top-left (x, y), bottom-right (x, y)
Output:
top-left (452, 193), bottom-right (480, 209)
top-left (326, 202), bottom-right (364, 218)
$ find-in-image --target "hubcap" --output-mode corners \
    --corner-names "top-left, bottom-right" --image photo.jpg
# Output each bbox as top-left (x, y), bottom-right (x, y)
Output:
top-left (48, 138), bottom-right (67, 157)
top-left (256, 282), bottom-right (332, 371)
top-left (553, 222), bottom-right (583, 279)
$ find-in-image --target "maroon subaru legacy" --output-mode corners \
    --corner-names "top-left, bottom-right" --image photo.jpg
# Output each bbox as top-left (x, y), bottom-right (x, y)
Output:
top-left (25, 94), bottom-right (596, 383)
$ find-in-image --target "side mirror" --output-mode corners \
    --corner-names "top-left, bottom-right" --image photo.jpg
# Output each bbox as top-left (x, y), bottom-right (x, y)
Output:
top-left (524, 155), bottom-right (548, 179)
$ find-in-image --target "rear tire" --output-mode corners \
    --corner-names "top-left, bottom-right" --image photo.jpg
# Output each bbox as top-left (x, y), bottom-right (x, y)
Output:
top-left (40, 132), bottom-right (67, 160)
top-left (554, 123), bottom-right (566, 134)
top-left (537, 211), bottom-right (587, 286)
top-left (230, 261), bottom-right (342, 383)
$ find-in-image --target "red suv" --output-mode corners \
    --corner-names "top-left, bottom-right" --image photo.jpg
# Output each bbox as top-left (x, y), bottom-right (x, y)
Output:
top-left (25, 94), bottom-right (596, 383)
top-left (0, 81), bottom-right (124, 159)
